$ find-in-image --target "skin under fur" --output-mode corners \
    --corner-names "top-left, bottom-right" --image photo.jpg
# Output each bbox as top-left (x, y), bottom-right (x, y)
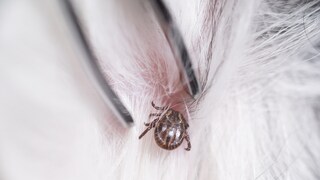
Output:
top-left (0, 0), bottom-right (320, 179)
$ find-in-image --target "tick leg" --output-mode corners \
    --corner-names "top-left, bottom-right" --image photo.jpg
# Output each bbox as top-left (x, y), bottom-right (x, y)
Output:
top-left (143, 121), bottom-right (157, 126)
top-left (149, 113), bottom-right (162, 118)
top-left (185, 123), bottom-right (190, 129)
top-left (139, 118), bottom-right (159, 139)
top-left (151, 101), bottom-right (167, 110)
top-left (144, 114), bottom-right (161, 126)
top-left (184, 133), bottom-right (191, 151)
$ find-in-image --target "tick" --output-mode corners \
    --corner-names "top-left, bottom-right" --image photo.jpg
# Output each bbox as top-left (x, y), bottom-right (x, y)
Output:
top-left (138, 102), bottom-right (191, 151)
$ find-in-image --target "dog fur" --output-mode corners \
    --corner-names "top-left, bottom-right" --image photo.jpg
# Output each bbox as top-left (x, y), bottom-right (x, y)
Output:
top-left (0, 0), bottom-right (320, 179)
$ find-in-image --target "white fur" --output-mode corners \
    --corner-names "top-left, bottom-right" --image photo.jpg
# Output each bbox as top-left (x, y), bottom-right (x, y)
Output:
top-left (0, 0), bottom-right (320, 179)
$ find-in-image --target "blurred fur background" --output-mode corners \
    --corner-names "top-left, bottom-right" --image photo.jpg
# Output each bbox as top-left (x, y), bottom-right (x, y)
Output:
top-left (0, 0), bottom-right (320, 179)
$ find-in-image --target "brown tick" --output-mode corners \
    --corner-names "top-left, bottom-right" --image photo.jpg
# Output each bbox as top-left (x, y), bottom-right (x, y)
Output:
top-left (139, 102), bottom-right (191, 151)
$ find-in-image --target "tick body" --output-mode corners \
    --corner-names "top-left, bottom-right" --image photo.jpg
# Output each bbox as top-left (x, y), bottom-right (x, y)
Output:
top-left (139, 102), bottom-right (191, 151)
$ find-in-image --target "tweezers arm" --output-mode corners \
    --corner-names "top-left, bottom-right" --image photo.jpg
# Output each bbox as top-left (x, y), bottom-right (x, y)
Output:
top-left (59, 0), bottom-right (134, 127)
top-left (150, 0), bottom-right (200, 97)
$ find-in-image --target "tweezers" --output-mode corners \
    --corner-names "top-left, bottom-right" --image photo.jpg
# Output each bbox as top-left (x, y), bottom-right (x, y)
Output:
top-left (58, 0), bottom-right (199, 127)
top-left (150, 0), bottom-right (200, 97)
top-left (60, 0), bottom-right (134, 127)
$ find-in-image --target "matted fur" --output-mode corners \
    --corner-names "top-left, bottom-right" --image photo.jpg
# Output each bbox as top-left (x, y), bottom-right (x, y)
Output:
top-left (0, 0), bottom-right (319, 180)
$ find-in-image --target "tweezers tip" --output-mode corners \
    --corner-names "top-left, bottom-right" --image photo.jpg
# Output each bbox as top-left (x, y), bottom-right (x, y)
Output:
top-left (127, 122), bottom-right (135, 128)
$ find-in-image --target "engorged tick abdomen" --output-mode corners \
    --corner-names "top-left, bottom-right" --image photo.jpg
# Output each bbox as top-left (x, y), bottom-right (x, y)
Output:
top-left (154, 113), bottom-right (185, 150)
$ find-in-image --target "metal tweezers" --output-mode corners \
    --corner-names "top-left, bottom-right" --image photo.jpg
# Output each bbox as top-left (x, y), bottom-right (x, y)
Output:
top-left (59, 0), bottom-right (199, 127)
top-left (149, 0), bottom-right (199, 97)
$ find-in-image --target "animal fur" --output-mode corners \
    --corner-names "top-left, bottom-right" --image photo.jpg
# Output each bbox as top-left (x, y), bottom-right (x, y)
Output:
top-left (0, 0), bottom-right (319, 179)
